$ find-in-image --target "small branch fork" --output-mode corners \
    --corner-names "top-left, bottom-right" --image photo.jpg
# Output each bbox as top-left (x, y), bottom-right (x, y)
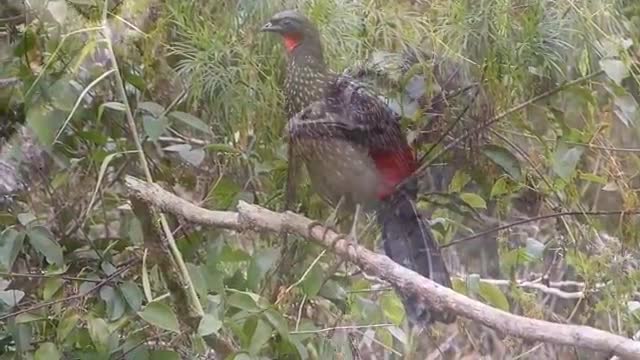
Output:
top-left (124, 175), bottom-right (640, 359)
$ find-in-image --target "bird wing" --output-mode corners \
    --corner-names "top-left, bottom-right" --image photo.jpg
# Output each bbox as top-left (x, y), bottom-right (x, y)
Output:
top-left (287, 75), bottom-right (405, 152)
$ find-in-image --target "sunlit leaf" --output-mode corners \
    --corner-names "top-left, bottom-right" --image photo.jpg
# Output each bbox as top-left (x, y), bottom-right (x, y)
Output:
top-left (599, 58), bottom-right (629, 85)
top-left (459, 193), bottom-right (487, 209)
top-left (478, 282), bottom-right (509, 311)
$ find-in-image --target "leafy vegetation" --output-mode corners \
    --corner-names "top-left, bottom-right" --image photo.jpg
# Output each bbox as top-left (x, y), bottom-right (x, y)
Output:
top-left (1, 0), bottom-right (639, 358)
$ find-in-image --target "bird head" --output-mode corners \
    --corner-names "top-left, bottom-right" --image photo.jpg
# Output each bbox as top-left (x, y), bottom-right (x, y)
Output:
top-left (260, 10), bottom-right (321, 53)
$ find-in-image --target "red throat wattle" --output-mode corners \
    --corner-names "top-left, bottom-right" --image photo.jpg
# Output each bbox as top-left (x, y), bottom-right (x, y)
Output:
top-left (283, 35), bottom-right (301, 52)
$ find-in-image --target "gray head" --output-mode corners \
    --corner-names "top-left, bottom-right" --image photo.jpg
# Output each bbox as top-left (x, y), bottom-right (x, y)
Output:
top-left (260, 10), bottom-right (323, 54)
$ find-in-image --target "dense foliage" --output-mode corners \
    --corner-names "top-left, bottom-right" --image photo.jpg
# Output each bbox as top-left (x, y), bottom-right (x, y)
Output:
top-left (1, 0), bottom-right (640, 358)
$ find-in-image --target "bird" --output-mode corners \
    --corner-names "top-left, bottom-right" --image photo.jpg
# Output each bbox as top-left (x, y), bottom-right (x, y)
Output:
top-left (261, 9), bottom-right (455, 327)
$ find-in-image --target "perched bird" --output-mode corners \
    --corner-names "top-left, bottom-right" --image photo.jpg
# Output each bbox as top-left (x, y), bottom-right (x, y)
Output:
top-left (261, 10), bottom-right (455, 326)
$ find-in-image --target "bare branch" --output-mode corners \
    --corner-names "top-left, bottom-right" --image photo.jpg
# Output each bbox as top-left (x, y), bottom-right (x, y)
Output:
top-left (124, 175), bottom-right (640, 359)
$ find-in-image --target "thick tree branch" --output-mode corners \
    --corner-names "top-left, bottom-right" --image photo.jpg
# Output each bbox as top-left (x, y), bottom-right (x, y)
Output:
top-left (124, 175), bottom-right (640, 359)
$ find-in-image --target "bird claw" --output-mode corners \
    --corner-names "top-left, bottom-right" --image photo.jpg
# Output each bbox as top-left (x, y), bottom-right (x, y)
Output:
top-left (307, 221), bottom-right (339, 242)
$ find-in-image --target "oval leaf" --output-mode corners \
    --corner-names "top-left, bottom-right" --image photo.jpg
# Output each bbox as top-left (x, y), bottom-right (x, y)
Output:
top-left (0, 228), bottom-right (25, 271)
top-left (481, 145), bottom-right (522, 180)
top-left (138, 301), bottom-right (180, 333)
top-left (478, 282), bottom-right (510, 311)
top-left (168, 111), bottom-right (211, 134)
top-left (27, 226), bottom-right (64, 266)
top-left (459, 193), bottom-right (487, 209)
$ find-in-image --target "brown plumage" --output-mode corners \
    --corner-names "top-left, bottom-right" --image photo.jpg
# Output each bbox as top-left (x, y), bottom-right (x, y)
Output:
top-left (262, 10), bottom-right (455, 326)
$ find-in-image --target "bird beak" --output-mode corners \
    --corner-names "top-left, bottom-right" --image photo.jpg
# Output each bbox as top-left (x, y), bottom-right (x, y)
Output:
top-left (260, 21), bottom-right (281, 33)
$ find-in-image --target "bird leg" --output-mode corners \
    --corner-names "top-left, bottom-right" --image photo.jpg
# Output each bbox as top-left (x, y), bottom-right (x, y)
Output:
top-left (306, 196), bottom-right (345, 241)
top-left (330, 203), bottom-right (360, 252)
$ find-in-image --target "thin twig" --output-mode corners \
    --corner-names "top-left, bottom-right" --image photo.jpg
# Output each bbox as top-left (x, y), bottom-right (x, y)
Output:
top-left (0, 260), bottom-right (138, 321)
top-left (289, 323), bottom-right (395, 335)
top-left (0, 272), bottom-right (106, 283)
top-left (441, 209), bottom-right (637, 248)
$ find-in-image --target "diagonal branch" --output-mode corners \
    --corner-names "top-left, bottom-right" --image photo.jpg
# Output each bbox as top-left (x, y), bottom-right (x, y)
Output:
top-left (124, 175), bottom-right (640, 359)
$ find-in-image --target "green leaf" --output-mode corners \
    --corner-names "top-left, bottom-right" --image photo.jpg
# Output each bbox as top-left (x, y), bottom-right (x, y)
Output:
top-left (35, 342), bottom-right (61, 360)
top-left (186, 263), bottom-right (207, 301)
top-left (380, 292), bottom-right (404, 325)
top-left (100, 286), bottom-right (126, 321)
top-left (478, 282), bottom-right (509, 311)
top-left (57, 309), bottom-right (80, 343)
top-left (148, 351), bottom-right (179, 360)
top-left (301, 262), bottom-right (324, 297)
top-left (43, 277), bottom-right (63, 300)
top-left (0, 289), bottom-right (25, 308)
top-left (264, 309), bottom-right (289, 341)
top-left (525, 238), bottom-right (545, 260)
top-left (208, 178), bottom-right (241, 209)
top-left (219, 245), bottom-right (251, 262)
top-left (0, 228), bottom-right (25, 271)
top-left (87, 317), bottom-right (110, 353)
top-left (142, 114), bottom-right (168, 141)
top-left (481, 144), bottom-right (522, 180)
top-left (137, 102), bottom-right (165, 117)
top-left (168, 111), bottom-right (211, 134)
top-left (448, 170), bottom-right (471, 192)
top-left (227, 292), bottom-right (262, 313)
top-left (318, 280), bottom-right (347, 302)
top-left (16, 312), bottom-right (45, 324)
top-left (198, 314), bottom-right (222, 336)
top-left (179, 147), bottom-right (205, 166)
top-left (27, 226), bottom-right (64, 266)
top-left (26, 103), bottom-right (65, 147)
top-left (552, 142), bottom-right (584, 180)
top-left (459, 193), bottom-right (487, 209)
top-left (490, 177), bottom-right (509, 198)
top-left (119, 281), bottom-right (143, 312)
top-left (249, 319), bottom-right (272, 355)
top-left (122, 333), bottom-right (149, 360)
top-left (600, 58), bottom-right (629, 85)
top-left (247, 248), bottom-right (279, 291)
top-left (578, 172), bottom-right (607, 184)
top-left (138, 301), bottom-right (180, 333)
top-left (204, 143), bottom-right (240, 154)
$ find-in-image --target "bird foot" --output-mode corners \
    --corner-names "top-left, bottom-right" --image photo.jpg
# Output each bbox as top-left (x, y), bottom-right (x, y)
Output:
top-left (307, 221), bottom-right (339, 242)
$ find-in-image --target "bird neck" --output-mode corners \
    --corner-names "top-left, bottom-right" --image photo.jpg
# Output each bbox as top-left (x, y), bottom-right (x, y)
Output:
top-left (284, 42), bottom-right (331, 117)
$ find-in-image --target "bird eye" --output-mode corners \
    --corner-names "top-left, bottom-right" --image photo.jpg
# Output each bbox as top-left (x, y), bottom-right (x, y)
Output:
top-left (281, 19), bottom-right (292, 26)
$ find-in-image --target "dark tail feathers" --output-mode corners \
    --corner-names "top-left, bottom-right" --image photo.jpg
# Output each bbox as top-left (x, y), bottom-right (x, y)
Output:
top-left (377, 188), bottom-right (456, 327)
